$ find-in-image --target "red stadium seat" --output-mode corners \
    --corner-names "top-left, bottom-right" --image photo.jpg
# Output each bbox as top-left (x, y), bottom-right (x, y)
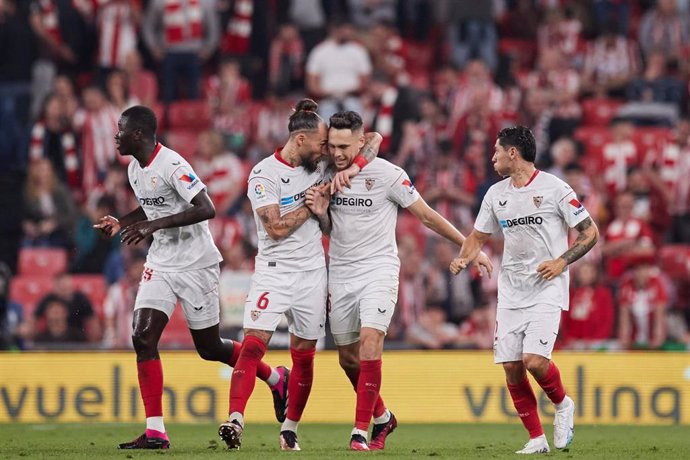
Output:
top-left (165, 129), bottom-right (199, 161)
top-left (71, 275), bottom-right (107, 317)
top-left (574, 126), bottom-right (611, 159)
top-left (659, 245), bottom-right (690, 280)
top-left (151, 102), bottom-right (167, 131)
top-left (581, 98), bottom-right (623, 126)
top-left (159, 303), bottom-right (194, 349)
top-left (167, 100), bottom-right (212, 130)
top-left (18, 247), bottom-right (68, 276)
top-left (9, 276), bottom-right (54, 316)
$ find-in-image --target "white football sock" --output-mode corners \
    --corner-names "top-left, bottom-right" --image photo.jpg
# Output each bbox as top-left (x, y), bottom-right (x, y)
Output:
top-left (266, 368), bottom-right (280, 386)
top-left (146, 416), bottom-right (165, 433)
top-left (373, 409), bottom-right (390, 425)
top-left (229, 412), bottom-right (244, 426)
top-left (281, 418), bottom-right (299, 433)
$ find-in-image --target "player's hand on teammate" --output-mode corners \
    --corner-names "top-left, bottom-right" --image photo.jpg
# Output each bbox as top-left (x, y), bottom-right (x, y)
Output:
top-left (120, 221), bottom-right (158, 245)
top-left (473, 251), bottom-right (493, 278)
top-left (330, 163), bottom-right (361, 195)
top-left (93, 215), bottom-right (121, 238)
top-left (449, 257), bottom-right (470, 275)
top-left (306, 184), bottom-right (331, 217)
top-left (536, 257), bottom-right (567, 280)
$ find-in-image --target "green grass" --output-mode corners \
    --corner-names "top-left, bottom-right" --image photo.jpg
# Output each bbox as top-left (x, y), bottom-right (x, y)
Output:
top-left (0, 423), bottom-right (688, 459)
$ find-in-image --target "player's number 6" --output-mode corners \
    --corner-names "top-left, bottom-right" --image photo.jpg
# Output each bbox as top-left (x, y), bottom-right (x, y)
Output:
top-left (257, 292), bottom-right (270, 310)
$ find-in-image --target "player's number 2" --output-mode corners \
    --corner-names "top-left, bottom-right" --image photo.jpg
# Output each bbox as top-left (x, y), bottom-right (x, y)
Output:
top-left (257, 292), bottom-right (270, 310)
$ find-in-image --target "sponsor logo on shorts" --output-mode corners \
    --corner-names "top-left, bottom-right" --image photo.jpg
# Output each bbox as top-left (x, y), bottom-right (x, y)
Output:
top-left (377, 308), bottom-right (387, 314)
top-left (139, 196), bottom-right (165, 206)
top-left (193, 306), bottom-right (203, 311)
top-left (250, 310), bottom-right (261, 321)
top-left (499, 215), bottom-right (544, 229)
top-left (539, 339), bottom-right (548, 345)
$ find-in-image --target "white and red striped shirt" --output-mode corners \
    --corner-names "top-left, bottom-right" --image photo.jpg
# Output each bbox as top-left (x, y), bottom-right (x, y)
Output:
top-left (194, 153), bottom-right (247, 211)
top-left (658, 140), bottom-right (690, 214)
top-left (373, 87), bottom-right (397, 155)
top-left (30, 121), bottom-right (79, 188)
top-left (73, 0), bottom-right (140, 68)
top-left (600, 140), bottom-right (638, 196)
top-left (75, 105), bottom-right (122, 191)
top-left (583, 36), bottom-right (639, 85)
top-left (34, 0), bottom-right (63, 44)
top-left (222, 0), bottom-right (252, 55)
top-left (163, 0), bottom-right (202, 44)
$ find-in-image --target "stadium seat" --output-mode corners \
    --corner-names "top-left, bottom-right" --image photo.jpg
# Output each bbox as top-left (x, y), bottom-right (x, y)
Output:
top-left (71, 275), bottom-right (107, 317)
top-left (659, 245), bottom-right (690, 280)
top-left (208, 217), bottom-right (244, 249)
top-left (574, 126), bottom-right (611, 159)
top-left (9, 276), bottom-right (54, 317)
top-left (165, 129), bottom-right (199, 161)
top-left (159, 303), bottom-right (194, 349)
top-left (18, 247), bottom-right (68, 276)
top-left (632, 127), bottom-right (672, 162)
top-left (167, 100), bottom-right (212, 130)
top-left (581, 98), bottom-right (623, 126)
top-left (151, 102), bottom-right (166, 132)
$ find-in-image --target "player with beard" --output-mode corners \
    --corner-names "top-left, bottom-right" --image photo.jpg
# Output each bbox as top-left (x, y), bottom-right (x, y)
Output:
top-left (219, 99), bottom-right (381, 451)
top-left (304, 111), bottom-right (493, 450)
top-left (94, 106), bottom-right (288, 450)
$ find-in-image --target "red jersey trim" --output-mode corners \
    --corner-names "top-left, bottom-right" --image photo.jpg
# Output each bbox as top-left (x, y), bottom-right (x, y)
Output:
top-left (524, 169), bottom-right (540, 187)
top-left (145, 143), bottom-right (162, 167)
top-left (274, 148), bottom-right (294, 168)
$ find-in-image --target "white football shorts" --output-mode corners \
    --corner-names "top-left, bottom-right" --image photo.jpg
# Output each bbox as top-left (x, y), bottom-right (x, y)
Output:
top-left (134, 263), bottom-right (220, 330)
top-left (243, 267), bottom-right (327, 340)
top-left (494, 304), bottom-right (562, 363)
top-left (329, 274), bottom-right (399, 346)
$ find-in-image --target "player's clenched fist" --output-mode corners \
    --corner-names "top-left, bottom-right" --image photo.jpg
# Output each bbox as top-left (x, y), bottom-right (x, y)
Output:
top-left (449, 257), bottom-right (470, 275)
top-left (536, 258), bottom-right (567, 280)
top-left (305, 184), bottom-right (331, 217)
top-left (93, 215), bottom-right (121, 238)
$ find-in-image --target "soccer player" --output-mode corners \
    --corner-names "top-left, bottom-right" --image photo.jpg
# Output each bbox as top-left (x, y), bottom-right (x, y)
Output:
top-left (450, 126), bottom-right (599, 454)
top-left (219, 99), bottom-right (380, 451)
top-left (304, 111), bottom-right (493, 450)
top-left (94, 106), bottom-right (288, 450)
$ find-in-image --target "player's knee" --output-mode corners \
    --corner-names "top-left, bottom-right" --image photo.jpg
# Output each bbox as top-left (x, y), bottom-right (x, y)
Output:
top-left (196, 345), bottom-right (220, 361)
top-left (338, 351), bottom-right (359, 373)
top-left (502, 361), bottom-right (526, 383)
top-left (523, 354), bottom-right (549, 375)
top-left (131, 329), bottom-right (156, 355)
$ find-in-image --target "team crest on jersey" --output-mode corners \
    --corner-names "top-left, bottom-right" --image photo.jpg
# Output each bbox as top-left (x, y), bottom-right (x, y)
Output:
top-left (365, 178), bottom-right (375, 191)
top-left (250, 310), bottom-right (261, 321)
top-left (533, 196), bottom-right (543, 208)
top-left (149, 176), bottom-right (158, 190)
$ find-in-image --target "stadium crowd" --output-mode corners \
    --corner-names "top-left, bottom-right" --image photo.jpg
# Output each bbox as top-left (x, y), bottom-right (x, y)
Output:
top-left (0, 0), bottom-right (689, 352)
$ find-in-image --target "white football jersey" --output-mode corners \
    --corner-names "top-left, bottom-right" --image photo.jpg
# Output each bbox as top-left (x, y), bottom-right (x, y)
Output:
top-left (128, 143), bottom-right (222, 272)
top-left (329, 158), bottom-right (420, 282)
top-left (474, 170), bottom-right (590, 311)
top-left (247, 150), bottom-right (330, 273)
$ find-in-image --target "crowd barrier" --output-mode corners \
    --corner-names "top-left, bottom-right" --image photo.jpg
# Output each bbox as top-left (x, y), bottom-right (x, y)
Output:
top-left (1, 351), bottom-right (688, 424)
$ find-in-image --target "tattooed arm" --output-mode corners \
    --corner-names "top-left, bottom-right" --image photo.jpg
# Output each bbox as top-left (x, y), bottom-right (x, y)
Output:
top-left (256, 204), bottom-right (313, 241)
top-left (330, 132), bottom-right (383, 194)
top-left (536, 217), bottom-right (600, 281)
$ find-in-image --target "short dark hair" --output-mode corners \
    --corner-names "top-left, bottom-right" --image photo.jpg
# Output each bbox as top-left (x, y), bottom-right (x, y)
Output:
top-left (329, 111), bottom-right (363, 132)
top-left (288, 98), bottom-right (322, 133)
top-left (121, 105), bottom-right (157, 138)
top-left (497, 126), bottom-right (536, 162)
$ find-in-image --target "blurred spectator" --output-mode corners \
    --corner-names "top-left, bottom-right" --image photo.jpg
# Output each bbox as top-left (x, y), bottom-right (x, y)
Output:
top-left (650, 117), bottom-right (690, 242)
top-left (250, 93), bottom-right (292, 162)
top-left (53, 74), bottom-right (80, 122)
top-left (638, 0), bottom-right (689, 60)
top-left (600, 118), bottom-right (638, 196)
top-left (34, 272), bottom-right (100, 342)
top-left (618, 257), bottom-right (668, 349)
top-left (0, 0), bottom-right (36, 169)
top-left (518, 88), bottom-right (553, 161)
top-left (74, 85), bottom-right (120, 192)
top-left (626, 51), bottom-right (685, 105)
top-left (389, 237), bottom-right (426, 340)
top-left (450, 60), bottom-right (503, 122)
top-left (348, 0), bottom-right (396, 29)
top-left (193, 130), bottom-right (247, 216)
top-left (366, 20), bottom-right (410, 86)
top-left (445, 0), bottom-right (497, 72)
top-left (405, 305), bottom-right (458, 349)
top-left (306, 19), bottom-right (372, 119)
top-left (269, 23), bottom-right (305, 94)
top-left (415, 141), bottom-right (476, 231)
top-left (582, 23), bottom-right (639, 98)
top-left (105, 69), bottom-right (139, 113)
top-left (546, 137), bottom-right (578, 179)
top-left (537, 6), bottom-right (583, 64)
top-left (455, 303), bottom-right (495, 349)
top-left (602, 191), bottom-right (656, 281)
top-left (500, 0), bottom-right (539, 40)
top-left (73, 0), bottom-right (142, 80)
top-left (424, 238), bottom-right (479, 325)
top-left (626, 166), bottom-right (670, 241)
top-left (564, 163), bottom-right (607, 259)
top-left (22, 158), bottom-right (76, 248)
top-left (87, 163), bottom-right (132, 218)
top-left (207, 57), bottom-right (251, 116)
top-left (143, 0), bottom-right (220, 101)
top-left (367, 73), bottom-right (420, 158)
top-left (71, 196), bottom-right (119, 274)
top-left (0, 262), bottom-right (25, 350)
top-left (103, 251), bottom-right (145, 348)
top-left (592, 0), bottom-right (630, 36)
top-left (122, 50), bottom-right (158, 107)
top-left (29, 93), bottom-right (80, 189)
top-left (560, 261), bottom-right (615, 349)
top-left (33, 297), bottom-right (86, 345)
top-left (405, 95), bottom-right (450, 168)
top-left (287, 0), bottom-right (328, 53)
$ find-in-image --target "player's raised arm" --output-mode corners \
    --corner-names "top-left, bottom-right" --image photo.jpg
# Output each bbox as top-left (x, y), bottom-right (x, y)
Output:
top-left (330, 132), bottom-right (382, 194)
top-left (537, 217), bottom-right (599, 281)
top-left (450, 229), bottom-right (492, 275)
top-left (120, 190), bottom-right (216, 245)
top-left (256, 203), bottom-right (313, 241)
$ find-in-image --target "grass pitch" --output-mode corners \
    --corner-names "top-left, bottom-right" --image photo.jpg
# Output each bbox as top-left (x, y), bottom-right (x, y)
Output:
top-left (0, 423), bottom-right (687, 459)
